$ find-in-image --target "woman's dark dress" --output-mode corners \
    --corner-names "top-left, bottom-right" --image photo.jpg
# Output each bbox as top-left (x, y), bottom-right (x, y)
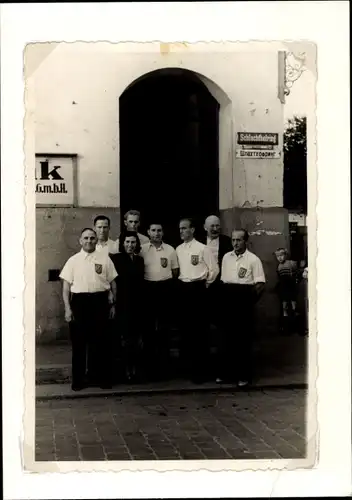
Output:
top-left (109, 253), bottom-right (145, 379)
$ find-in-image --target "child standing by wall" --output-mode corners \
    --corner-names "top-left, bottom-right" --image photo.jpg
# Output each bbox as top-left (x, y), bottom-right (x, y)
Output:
top-left (275, 248), bottom-right (298, 333)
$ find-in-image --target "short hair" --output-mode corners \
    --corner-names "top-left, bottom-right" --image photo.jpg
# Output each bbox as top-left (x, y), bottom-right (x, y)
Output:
top-left (232, 228), bottom-right (249, 241)
top-left (94, 215), bottom-right (110, 226)
top-left (124, 209), bottom-right (141, 220)
top-left (148, 222), bottom-right (163, 230)
top-left (81, 227), bottom-right (97, 236)
top-left (118, 230), bottom-right (142, 254)
top-left (275, 247), bottom-right (287, 255)
top-left (180, 217), bottom-right (195, 229)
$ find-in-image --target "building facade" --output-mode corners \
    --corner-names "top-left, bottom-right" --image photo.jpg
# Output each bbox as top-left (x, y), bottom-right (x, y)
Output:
top-left (29, 43), bottom-right (289, 343)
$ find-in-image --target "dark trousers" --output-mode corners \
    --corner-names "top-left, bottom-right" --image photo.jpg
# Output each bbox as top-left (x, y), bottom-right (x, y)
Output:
top-left (116, 297), bottom-right (144, 379)
top-left (218, 284), bottom-right (256, 382)
top-left (143, 279), bottom-right (175, 379)
top-left (206, 279), bottom-right (222, 328)
top-left (69, 292), bottom-right (111, 387)
top-left (178, 280), bottom-right (208, 379)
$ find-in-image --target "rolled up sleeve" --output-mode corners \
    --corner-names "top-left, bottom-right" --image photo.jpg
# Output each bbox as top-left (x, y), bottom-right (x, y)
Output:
top-left (59, 259), bottom-right (73, 284)
top-left (252, 257), bottom-right (266, 284)
top-left (203, 246), bottom-right (219, 284)
top-left (220, 253), bottom-right (230, 282)
top-left (106, 257), bottom-right (118, 282)
top-left (170, 250), bottom-right (179, 270)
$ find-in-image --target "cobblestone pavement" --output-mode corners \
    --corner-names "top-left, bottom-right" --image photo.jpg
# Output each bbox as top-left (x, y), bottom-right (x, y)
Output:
top-left (36, 388), bottom-right (306, 461)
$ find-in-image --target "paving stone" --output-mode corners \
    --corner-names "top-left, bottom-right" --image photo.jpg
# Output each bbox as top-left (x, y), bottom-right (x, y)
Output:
top-left (252, 450), bottom-right (281, 459)
top-left (180, 451), bottom-right (206, 459)
top-left (36, 388), bottom-right (307, 461)
top-left (276, 447), bottom-right (306, 459)
top-left (36, 453), bottom-right (57, 461)
top-left (80, 446), bottom-right (106, 460)
top-left (130, 454), bottom-right (157, 461)
top-left (35, 448), bottom-right (57, 460)
top-left (106, 452), bottom-right (132, 461)
top-left (154, 452), bottom-right (181, 460)
top-left (56, 454), bottom-right (81, 461)
top-left (202, 449), bottom-right (231, 459)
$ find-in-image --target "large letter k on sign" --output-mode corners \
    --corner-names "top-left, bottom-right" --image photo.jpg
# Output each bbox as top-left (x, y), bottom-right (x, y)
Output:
top-left (39, 161), bottom-right (64, 180)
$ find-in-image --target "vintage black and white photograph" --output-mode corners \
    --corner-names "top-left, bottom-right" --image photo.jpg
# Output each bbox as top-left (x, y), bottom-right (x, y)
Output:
top-left (28, 41), bottom-right (314, 466)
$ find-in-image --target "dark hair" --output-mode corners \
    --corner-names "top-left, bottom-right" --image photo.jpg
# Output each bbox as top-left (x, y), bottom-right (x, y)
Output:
top-left (148, 222), bottom-right (163, 230)
top-left (232, 228), bottom-right (249, 241)
top-left (124, 209), bottom-right (141, 220)
top-left (180, 217), bottom-right (195, 229)
top-left (94, 215), bottom-right (110, 226)
top-left (118, 230), bottom-right (141, 254)
top-left (81, 227), bottom-right (97, 236)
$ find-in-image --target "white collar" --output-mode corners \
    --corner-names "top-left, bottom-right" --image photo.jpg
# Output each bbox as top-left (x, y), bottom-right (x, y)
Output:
top-left (183, 238), bottom-right (195, 247)
top-left (231, 249), bottom-right (248, 258)
top-left (80, 249), bottom-right (97, 259)
top-left (96, 239), bottom-right (110, 247)
top-left (148, 242), bottom-right (164, 251)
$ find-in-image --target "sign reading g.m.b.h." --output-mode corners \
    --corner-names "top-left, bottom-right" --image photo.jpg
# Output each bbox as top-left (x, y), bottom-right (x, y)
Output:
top-left (237, 132), bottom-right (279, 146)
top-left (35, 154), bottom-right (75, 206)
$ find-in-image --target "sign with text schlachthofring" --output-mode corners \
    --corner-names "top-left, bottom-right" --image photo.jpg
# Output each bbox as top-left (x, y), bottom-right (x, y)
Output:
top-left (236, 132), bottom-right (280, 159)
top-left (237, 132), bottom-right (279, 146)
top-left (35, 155), bottom-right (75, 205)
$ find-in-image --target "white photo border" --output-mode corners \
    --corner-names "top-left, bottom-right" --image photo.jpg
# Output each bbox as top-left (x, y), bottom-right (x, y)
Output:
top-left (1, 1), bottom-right (351, 498)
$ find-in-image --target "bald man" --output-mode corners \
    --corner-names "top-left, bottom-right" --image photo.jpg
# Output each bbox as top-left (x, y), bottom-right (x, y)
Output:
top-left (199, 216), bottom-right (233, 377)
top-left (200, 215), bottom-right (232, 323)
top-left (200, 215), bottom-right (233, 276)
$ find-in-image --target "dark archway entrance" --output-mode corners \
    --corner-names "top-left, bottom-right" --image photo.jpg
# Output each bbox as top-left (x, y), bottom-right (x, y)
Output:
top-left (119, 69), bottom-right (219, 247)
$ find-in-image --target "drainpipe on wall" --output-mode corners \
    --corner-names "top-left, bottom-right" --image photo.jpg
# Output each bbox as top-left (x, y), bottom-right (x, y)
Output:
top-left (278, 51), bottom-right (286, 104)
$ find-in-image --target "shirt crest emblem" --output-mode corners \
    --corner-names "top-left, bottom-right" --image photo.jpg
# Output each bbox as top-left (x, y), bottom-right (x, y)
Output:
top-left (191, 254), bottom-right (199, 266)
top-left (238, 267), bottom-right (247, 278)
top-left (160, 257), bottom-right (168, 268)
top-left (95, 263), bottom-right (103, 275)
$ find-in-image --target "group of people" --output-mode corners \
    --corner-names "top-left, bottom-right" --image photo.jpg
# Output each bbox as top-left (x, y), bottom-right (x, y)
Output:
top-left (60, 209), bottom-right (308, 392)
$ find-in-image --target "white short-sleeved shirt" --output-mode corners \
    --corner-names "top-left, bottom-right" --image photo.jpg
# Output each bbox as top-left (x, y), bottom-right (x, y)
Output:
top-left (141, 242), bottom-right (179, 281)
top-left (176, 238), bottom-right (219, 284)
top-left (221, 249), bottom-right (266, 285)
top-left (206, 236), bottom-right (220, 262)
top-left (60, 249), bottom-right (117, 293)
top-left (95, 238), bottom-right (119, 255)
top-left (115, 232), bottom-right (149, 251)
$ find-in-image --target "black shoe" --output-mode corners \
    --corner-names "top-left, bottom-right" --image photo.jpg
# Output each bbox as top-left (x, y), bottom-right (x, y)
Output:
top-left (99, 382), bottom-right (112, 390)
top-left (238, 378), bottom-right (253, 387)
top-left (237, 380), bottom-right (249, 387)
top-left (86, 376), bottom-right (99, 387)
top-left (191, 376), bottom-right (205, 384)
top-left (71, 383), bottom-right (85, 392)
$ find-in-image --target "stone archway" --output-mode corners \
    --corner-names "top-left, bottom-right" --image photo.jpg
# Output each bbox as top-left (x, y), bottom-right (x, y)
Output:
top-left (119, 68), bottom-right (232, 245)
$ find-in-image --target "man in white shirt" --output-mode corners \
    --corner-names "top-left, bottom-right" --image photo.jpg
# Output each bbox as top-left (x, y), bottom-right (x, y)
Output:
top-left (94, 215), bottom-right (119, 255)
top-left (176, 218), bottom-right (219, 383)
top-left (217, 228), bottom-right (266, 387)
top-left (116, 210), bottom-right (149, 250)
top-left (60, 228), bottom-right (117, 391)
top-left (141, 222), bottom-right (179, 380)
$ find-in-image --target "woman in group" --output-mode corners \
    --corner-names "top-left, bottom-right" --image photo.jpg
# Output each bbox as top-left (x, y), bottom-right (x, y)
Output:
top-left (109, 231), bottom-right (145, 382)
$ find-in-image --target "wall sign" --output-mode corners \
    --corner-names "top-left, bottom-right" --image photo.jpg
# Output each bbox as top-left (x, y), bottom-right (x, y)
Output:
top-left (237, 132), bottom-right (279, 146)
top-left (236, 148), bottom-right (281, 159)
top-left (35, 154), bottom-right (76, 206)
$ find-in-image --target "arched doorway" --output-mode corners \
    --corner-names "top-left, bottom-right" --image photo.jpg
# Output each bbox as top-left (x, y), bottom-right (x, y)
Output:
top-left (119, 68), bottom-right (220, 247)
